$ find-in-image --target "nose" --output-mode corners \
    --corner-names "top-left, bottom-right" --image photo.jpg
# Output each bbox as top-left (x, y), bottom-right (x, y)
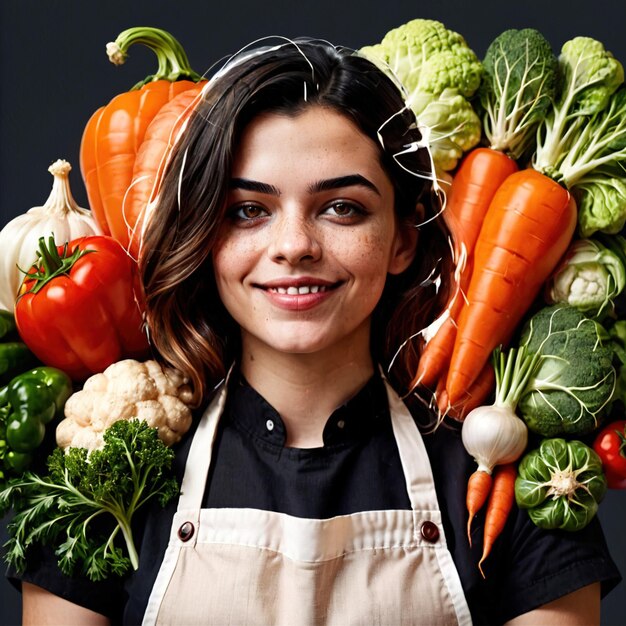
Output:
top-left (268, 213), bottom-right (322, 264)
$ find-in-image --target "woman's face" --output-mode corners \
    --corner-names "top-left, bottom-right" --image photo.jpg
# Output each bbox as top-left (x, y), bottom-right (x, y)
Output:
top-left (212, 106), bottom-right (416, 363)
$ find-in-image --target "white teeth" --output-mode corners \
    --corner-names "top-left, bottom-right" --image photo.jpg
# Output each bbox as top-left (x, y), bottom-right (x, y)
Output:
top-left (271, 285), bottom-right (327, 294)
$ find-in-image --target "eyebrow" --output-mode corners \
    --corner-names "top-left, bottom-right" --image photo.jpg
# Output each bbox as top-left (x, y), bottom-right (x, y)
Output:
top-left (229, 178), bottom-right (281, 196)
top-left (229, 174), bottom-right (381, 197)
top-left (309, 174), bottom-right (380, 196)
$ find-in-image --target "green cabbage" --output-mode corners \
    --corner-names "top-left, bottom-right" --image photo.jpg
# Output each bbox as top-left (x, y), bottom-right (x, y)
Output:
top-left (576, 173), bottom-right (626, 237)
top-left (534, 38), bottom-right (625, 186)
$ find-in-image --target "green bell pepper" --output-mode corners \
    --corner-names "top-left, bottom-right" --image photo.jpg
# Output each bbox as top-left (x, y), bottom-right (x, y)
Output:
top-left (0, 342), bottom-right (38, 386)
top-left (515, 438), bottom-right (607, 531)
top-left (0, 310), bottom-right (38, 385)
top-left (1, 366), bottom-right (73, 454)
top-left (0, 309), bottom-right (16, 340)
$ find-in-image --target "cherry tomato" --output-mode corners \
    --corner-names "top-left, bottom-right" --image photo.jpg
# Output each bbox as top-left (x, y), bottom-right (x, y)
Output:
top-left (593, 420), bottom-right (626, 489)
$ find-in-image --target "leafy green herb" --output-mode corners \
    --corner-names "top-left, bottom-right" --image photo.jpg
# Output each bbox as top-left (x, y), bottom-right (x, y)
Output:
top-left (0, 419), bottom-right (179, 581)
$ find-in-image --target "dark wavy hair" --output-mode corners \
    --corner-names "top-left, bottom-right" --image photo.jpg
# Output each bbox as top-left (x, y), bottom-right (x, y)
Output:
top-left (140, 39), bottom-right (452, 406)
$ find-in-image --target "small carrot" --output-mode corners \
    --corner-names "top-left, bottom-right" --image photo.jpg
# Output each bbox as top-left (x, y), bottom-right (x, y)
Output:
top-left (414, 294), bottom-right (464, 390)
top-left (438, 361), bottom-right (495, 421)
top-left (466, 469), bottom-right (492, 546)
top-left (445, 169), bottom-right (577, 406)
top-left (415, 148), bottom-right (518, 390)
top-left (478, 462), bottom-right (518, 578)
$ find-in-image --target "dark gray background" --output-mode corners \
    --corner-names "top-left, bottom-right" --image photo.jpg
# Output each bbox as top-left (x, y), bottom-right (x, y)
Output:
top-left (1, 1), bottom-right (624, 624)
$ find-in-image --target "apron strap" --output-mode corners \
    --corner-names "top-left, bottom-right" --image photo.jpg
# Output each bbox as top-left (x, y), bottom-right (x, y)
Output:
top-left (382, 375), bottom-right (441, 512)
top-left (177, 369), bottom-right (232, 512)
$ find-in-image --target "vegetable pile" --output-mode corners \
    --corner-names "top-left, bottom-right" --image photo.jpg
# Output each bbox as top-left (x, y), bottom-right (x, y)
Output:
top-left (0, 25), bottom-right (201, 581)
top-left (361, 19), bottom-right (626, 576)
top-left (1, 20), bottom-right (626, 583)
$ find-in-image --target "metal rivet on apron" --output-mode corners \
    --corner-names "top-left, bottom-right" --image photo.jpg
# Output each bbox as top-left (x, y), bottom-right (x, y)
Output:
top-left (266, 419), bottom-right (274, 431)
top-left (178, 521), bottom-right (195, 542)
top-left (420, 520), bottom-right (440, 543)
top-left (337, 419), bottom-right (345, 429)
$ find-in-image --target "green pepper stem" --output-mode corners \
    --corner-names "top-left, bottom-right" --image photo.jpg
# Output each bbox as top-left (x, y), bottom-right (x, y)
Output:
top-left (107, 26), bottom-right (203, 90)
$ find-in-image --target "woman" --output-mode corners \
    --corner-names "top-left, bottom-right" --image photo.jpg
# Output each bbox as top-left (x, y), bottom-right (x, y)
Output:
top-left (15, 39), bottom-right (620, 625)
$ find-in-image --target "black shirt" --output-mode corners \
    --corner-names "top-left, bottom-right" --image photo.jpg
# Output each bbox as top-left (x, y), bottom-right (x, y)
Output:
top-left (8, 372), bottom-right (622, 625)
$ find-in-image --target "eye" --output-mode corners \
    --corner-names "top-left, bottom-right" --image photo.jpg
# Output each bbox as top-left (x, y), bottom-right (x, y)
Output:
top-left (229, 204), bottom-right (269, 220)
top-left (323, 201), bottom-right (365, 219)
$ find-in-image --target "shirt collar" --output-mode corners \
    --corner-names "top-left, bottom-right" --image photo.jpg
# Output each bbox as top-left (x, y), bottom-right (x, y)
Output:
top-left (226, 371), bottom-right (389, 448)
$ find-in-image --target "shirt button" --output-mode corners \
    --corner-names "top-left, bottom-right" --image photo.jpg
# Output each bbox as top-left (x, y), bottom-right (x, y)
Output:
top-left (266, 419), bottom-right (274, 431)
top-left (337, 420), bottom-right (345, 429)
top-left (420, 521), bottom-right (440, 543)
top-left (178, 521), bottom-right (195, 542)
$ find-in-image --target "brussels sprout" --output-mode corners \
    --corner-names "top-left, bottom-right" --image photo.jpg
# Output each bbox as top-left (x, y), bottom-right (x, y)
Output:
top-left (515, 438), bottom-right (607, 531)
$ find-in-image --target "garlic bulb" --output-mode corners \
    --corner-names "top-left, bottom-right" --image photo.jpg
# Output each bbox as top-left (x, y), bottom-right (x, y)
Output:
top-left (0, 159), bottom-right (101, 310)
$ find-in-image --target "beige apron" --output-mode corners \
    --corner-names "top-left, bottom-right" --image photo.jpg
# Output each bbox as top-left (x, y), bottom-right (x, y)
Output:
top-left (143, 376), bottom-right (473, 626)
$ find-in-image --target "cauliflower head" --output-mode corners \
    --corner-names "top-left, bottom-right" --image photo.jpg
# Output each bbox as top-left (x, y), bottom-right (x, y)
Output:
top-left (56, 359), bottom-right (193, 450)
top-left (359, 19), bottom-right (482, 171)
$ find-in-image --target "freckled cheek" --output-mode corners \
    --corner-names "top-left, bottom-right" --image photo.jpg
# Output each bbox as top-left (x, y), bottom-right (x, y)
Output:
top-left (335, 232), bottom-right (392, 280)
top-left (212, 237), bottom-right (259, 279)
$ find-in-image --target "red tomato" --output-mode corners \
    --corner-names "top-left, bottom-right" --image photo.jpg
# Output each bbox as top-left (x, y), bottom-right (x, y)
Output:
top-left (593, 420), bottom-right (626, 489)
top-left (15, 235), bottom-right (150, 380)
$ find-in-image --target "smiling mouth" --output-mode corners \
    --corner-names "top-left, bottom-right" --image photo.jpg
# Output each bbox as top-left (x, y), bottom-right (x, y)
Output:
top-left (269, 285), bottom-right (329, 295)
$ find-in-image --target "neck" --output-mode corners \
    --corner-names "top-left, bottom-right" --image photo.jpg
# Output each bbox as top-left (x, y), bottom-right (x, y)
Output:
top-left (240, 334), bottom-right (374, 448)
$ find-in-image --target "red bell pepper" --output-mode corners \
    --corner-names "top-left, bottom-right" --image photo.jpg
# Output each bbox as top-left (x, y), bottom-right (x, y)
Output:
top-left (593, 419), bottom-right (626, 489)
top-left (15, 235), bottom-right (150, 380)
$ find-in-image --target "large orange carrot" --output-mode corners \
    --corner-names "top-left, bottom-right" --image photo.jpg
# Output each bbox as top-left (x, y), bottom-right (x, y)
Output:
top-left (466, 469), bottom-right (492, 546)
top-left (415, 148), bottom-right (518, 390)
top-left (445, 169), bottom-right (577, 406)
top-left (478, 462), bottom-right (517, 577)
top-left (125, 86), bottom-right (204, 258)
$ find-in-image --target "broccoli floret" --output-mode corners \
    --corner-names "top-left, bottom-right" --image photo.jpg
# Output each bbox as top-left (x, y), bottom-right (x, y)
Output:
top-left (478, 28), bottom-right (558, 159)
top-left (360, 19), bottom-right (482, 171)
top-left (517, 305), bottom-right (615, 436)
